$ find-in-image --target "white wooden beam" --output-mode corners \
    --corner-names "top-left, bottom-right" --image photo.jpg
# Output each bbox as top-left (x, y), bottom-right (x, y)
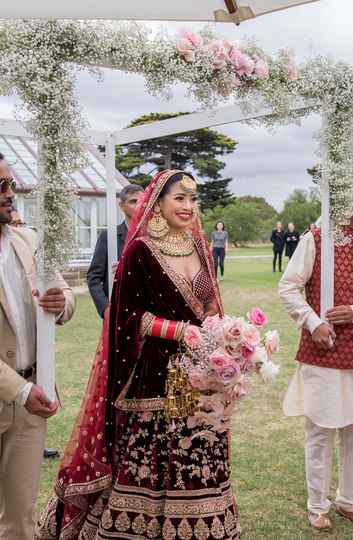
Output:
top-left (0, 119), bottom-right (107, 145)
top-left (0, 0), bottom-right (320, 20)
top-left (113, 101), bottom-right (318, 145)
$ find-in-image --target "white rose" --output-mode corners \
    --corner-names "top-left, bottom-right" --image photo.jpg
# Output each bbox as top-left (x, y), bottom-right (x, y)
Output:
top-left (251, 346), bottom-right (268, 365)
top-left (264, 330), bottom-right (280, 355)
top-left (260, 360), bottom-right (280, 383)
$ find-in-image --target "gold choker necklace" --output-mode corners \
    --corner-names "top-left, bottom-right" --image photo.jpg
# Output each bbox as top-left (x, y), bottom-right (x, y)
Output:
top-left (154, 232), bottom-right (195, 257)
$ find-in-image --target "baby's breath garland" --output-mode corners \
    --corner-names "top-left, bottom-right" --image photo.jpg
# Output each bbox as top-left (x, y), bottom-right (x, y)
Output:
top-left (0, 20), bottom-right (351, 272)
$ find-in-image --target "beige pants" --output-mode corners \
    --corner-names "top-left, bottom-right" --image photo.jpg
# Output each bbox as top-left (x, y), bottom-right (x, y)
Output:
top-left (305, 418), bottom-right (353, 514)
top-left (0, 401), bottom-right (46, 540)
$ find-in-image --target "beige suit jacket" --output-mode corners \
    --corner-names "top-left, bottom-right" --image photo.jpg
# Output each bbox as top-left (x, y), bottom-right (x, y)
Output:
top-left (0, 226), bottom-right (75, 402)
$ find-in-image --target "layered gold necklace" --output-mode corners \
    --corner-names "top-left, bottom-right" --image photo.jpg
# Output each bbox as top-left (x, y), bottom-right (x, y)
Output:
top-left (154, 231), bottom-right (195, 257)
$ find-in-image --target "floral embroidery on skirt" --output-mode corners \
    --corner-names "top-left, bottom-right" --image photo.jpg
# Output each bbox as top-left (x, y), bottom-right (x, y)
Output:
top-left (36, 410), bottom-right (240, 539)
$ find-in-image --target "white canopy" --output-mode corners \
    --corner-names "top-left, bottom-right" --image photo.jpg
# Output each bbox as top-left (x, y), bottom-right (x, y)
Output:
top-left (0, 0), bottom-right (320, 22)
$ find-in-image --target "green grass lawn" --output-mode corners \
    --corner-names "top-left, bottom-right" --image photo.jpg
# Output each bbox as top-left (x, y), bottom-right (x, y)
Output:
top-left (37, 258), bottom-right (353, 539)
top-left (228, 244), bottom-right (273, 257)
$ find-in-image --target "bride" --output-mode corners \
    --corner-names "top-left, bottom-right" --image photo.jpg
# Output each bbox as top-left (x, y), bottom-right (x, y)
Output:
top-left (35, 169), bottom-right (240, 539)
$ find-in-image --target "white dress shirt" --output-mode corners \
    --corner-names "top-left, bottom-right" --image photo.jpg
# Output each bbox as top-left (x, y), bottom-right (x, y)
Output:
top-left (279, 231), bottom-right (353, 428)
top-left (0, 226), bottom-right (35, 405)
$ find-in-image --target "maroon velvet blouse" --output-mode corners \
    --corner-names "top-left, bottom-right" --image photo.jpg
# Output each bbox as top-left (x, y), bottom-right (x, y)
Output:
top-left (108, 237), bottom-right (215, 405)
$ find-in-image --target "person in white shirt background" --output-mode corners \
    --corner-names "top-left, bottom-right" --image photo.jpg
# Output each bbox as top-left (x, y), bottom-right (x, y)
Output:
top-left (0, 153), bottom-right (75, 540)
top-left (279, 222), bottom-right (353, 531)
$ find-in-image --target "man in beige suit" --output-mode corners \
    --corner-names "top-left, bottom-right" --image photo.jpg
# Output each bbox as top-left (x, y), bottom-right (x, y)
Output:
top-left (0, 153), bottom-right (75, 539)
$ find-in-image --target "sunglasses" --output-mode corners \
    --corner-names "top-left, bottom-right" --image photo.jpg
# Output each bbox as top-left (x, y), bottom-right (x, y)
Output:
top-left (0, 177), bottom-right (16, 194)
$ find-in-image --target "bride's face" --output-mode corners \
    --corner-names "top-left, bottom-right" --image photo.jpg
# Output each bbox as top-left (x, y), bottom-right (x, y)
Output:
top-left (158, 181), bottom-right (198, 232)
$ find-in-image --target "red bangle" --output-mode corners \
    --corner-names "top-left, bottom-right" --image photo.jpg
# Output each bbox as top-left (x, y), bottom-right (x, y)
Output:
top-left (165, 320), bottom-right (178, 340)
top-left (149, 317), bottom-right (179, 340)
top-left (151, 317), bottom-right (164, 337)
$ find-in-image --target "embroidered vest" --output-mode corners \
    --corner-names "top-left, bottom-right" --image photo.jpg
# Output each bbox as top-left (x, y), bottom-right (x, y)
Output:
top-left (297, 229), bottom-right (353, 369)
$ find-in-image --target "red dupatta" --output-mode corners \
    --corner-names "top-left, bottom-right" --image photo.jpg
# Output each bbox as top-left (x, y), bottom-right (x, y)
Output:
top-left (44, 170), bottom-right (222, 539)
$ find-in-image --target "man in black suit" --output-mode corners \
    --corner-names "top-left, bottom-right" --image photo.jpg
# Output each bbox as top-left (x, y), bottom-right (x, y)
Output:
top-left (87, 184), bottom-right (143, 318)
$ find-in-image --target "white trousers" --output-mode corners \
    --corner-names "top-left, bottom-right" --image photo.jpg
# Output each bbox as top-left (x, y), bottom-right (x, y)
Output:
top-left (0, 401), bottom-right (46, 540)
top-left (305, 417), bottom-right (353, 514)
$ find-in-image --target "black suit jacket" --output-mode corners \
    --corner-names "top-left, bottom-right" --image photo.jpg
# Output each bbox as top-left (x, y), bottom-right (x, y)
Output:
top-left (87, 221), bottom-right (128, 318)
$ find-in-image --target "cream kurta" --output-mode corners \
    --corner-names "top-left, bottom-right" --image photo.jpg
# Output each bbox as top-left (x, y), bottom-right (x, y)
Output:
top-left (279, 231), bottom-right (353, 429)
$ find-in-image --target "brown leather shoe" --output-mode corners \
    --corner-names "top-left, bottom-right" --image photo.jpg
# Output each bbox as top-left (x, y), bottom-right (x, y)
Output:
top-left (308, 512), bottom-right (332, 530)
top-left (336, 506), bottom-right (353, 523)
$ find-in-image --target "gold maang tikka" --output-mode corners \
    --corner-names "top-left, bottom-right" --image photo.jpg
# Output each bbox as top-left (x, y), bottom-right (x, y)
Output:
top-left (180, 175), bottom-right (197, 193)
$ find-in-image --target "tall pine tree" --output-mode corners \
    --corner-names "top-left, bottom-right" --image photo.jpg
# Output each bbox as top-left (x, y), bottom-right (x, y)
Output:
top-left (115, 112), bottom-right (237, 210)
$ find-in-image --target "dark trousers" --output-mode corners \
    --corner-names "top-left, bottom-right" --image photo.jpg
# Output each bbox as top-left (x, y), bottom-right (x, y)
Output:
top-left (213, 247), bottom-right (226, 276)
top-left (273, 250), bottom-right (283, 272)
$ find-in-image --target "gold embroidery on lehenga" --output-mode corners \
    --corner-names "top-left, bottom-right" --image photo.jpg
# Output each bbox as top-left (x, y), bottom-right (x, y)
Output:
top-left (101, 508), bottom-right (113, 529)
top-left (194, 517), bottom-right (210, 540)
top-left (177, 518), bottom-right (193, 540)
top-left (132, 513), bottom-right (147, 535)
top-left (115, 397), bottom-right (165, 412)
top-left (211, 516), bottom-right (226, 539)
top-left (224, 509), bottom-right (237, 537)
top-left (162, 518), bottom-right (177, 540)
top-left (109, 487), bottom-right (234, 517)
top-left (115, 511), bottom-right (131, 532)
top-left (147, 517), bottom-right (162, 538)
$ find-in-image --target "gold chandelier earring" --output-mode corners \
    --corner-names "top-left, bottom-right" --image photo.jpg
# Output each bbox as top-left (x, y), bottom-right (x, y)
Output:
top-left (147, 205), bottom-right (170, 239)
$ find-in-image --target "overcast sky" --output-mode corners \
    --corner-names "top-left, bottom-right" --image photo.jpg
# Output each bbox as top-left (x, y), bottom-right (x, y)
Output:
top-left (0, 0), bottom-right (351, 209)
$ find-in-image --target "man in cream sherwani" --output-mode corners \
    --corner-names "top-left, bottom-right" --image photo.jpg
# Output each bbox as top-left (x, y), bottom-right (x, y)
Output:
top-left (0, 153), bottom-right (75, 540)
top-left (279, 223), bottom-right (353, 531)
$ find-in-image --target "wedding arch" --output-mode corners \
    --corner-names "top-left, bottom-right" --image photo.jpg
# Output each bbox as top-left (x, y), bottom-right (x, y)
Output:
top-left (0, 19), bottom-right (352, 396)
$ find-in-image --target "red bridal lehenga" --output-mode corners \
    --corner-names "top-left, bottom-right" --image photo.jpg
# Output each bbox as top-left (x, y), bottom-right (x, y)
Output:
top-left (35, 170), bottom-right (240, 540)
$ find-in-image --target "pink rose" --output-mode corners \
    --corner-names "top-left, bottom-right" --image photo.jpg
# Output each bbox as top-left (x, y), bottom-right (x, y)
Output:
top-left (225, 342), bottom-right (242, 357)
top-left (254, 58), bottom-right (269, 79)
top-left (287, 61), bottom-right (298, 81)
top-left (179, 30), bottom-right (202, 48)
top-left (202, 314), bottom-right (220, 330)
top-left (264, 330), bottom-right (280, 355)
top-left (242, 325), bottom-right (261, 348)
top-left (176, 38), bottom-right (195, 62)
top-left (206, 40), bottom-right (228, 70)
top-left (189, 368), bottom-right (209, 391)
top-left (219, 364), bottom-right (240, 384)
top-left (229, 47), bottom-right (254, 76)
top-left (248, 307), bottom-right (268, 327)
top-left (242, 345), bottom-right (255, 359)
top-left (223, 320), bottom-right (243, 344)
top-left (209, 348), bottom-right (234, 371)
top-left (184, 325), bottom-right (202, 349)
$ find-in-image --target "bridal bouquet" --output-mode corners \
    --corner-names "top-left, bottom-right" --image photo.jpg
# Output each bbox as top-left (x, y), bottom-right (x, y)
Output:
top-left (177, 308), bottom-right (280, 435)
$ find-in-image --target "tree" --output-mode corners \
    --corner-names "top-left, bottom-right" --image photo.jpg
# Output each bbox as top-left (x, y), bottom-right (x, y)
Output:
top-left (198, 178), bottom-right (233, 212)
top-left (280, 188), bottom-right (321, 233)
top-left (236, 196), bottom-right (279, 241)
top-left (115, 113), bottom-right (237, 205)
top-left (307, 163), bottom-right (322, 183)
top-left (202, 199), bottom-right (261, 245)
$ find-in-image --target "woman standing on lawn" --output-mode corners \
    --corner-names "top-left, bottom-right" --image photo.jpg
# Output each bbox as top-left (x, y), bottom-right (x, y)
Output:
top-left (35, 170), bottom-right (240, 540)
top-left (211, 221), bottom-right (229, 281)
